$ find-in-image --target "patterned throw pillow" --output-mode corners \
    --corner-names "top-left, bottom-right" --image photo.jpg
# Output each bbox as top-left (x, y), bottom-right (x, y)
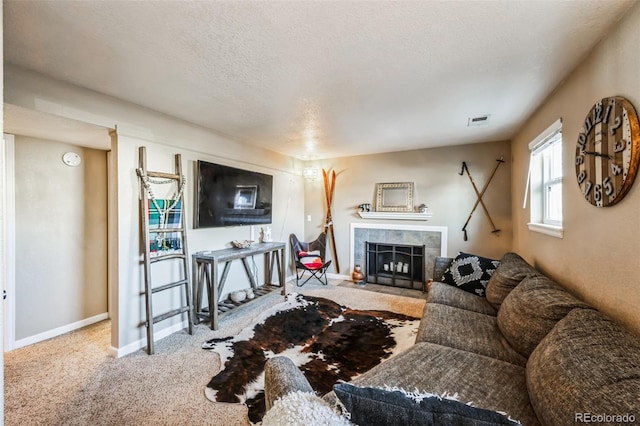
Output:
top-left (334, 383), bottom-right (520, 426)
top-left (441, 252), bottom-right (500, 296)
top-left (299, 250), bottom-right (323, 269)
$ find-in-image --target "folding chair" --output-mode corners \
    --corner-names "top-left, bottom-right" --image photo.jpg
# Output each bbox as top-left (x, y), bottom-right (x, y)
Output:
top-left (290, 233), bottom-right (332, 286)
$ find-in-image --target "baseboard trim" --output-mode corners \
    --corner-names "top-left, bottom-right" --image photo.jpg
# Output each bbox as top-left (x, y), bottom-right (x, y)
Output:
top-left (328, 273), bottom-right (350, 281)
top-left (108, 320), bottom-right (189, 358)
top-left (13, 312), bottom-right (109, 350)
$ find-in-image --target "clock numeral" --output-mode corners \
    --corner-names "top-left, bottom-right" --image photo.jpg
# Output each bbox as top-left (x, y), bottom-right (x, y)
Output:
top-left (584, 116), bottom-right (594, 135)
top-left (578, 170), bottom-right (587, 185)
top-left (611, 163), bottom-right (623, 176)
top-left (575, 155), bottom-right (584, 166)
top-left (610, 116), bottom-right (622, 135)
top-left (584, 181), bottom-right (593, 197)
top-left (614, 139), bottom-right (626, 153)
top-left (593, 104), bottom-right (603, 125)
top-left (594, 184), bottom-right (602, 202)
top-left (603, 102), bottom-right (613, 124)
top-left (577, 133), bottom-right (587, 151)
top-left (603, 176), bottom-right (614, 196)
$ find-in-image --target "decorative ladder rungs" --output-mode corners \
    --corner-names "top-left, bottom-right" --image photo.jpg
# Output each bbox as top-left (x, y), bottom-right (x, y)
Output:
top-left (152, 279), bottom-right (189, 294)
top-left (148, 227), bottom-right (183, 234)
top-left (138, 146), bottom-right (193, 355)
top-left (152, 306), bottom-right (191, 325)
top-left (150, 253), bottom-right (187, 263)
top-left (147, 171), bottom-right (181, 180)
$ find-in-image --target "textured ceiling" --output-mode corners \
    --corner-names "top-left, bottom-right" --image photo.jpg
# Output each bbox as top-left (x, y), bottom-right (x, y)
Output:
top-left (3, 1), bottom-right (635, 159)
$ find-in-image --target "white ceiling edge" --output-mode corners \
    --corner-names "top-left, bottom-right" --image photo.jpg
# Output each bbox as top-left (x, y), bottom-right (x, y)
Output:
top-left (4, 103), bottom-right (114, 151)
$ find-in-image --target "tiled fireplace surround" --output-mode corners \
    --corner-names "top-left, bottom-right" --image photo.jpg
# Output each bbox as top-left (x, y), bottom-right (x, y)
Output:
top-left (350, 223), bottom-right (448, 285)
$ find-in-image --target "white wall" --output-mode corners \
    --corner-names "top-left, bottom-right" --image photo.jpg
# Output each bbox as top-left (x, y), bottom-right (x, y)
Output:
top-left (114, 133), bottom-right (304, 353)
top-left (4, 63), bottom-right (305, 354)
top-left (14, 137), bottom-right (108, 340)
top-left (511, 3), bottom-right (640, 334)
top-left (305, 140), bottom-right (512, 276)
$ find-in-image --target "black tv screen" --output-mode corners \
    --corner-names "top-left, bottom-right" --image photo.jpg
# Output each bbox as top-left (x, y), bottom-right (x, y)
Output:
top-left (195, 160), bottom-right (273, 228)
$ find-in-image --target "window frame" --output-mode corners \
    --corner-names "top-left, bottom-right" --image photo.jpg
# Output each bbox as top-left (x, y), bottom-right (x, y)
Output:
top-left (526, 118), bottom-right (564, 238)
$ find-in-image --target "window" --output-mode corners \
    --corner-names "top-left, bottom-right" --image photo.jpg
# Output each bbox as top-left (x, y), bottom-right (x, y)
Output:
top-left (526, 119), bottom-right (564, 238)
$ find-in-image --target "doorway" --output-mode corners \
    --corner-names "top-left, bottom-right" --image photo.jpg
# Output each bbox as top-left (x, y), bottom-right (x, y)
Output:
top-left (2, 106), bottom-right (115, 351)
top-left (12, 136), bottom-right (109, 348)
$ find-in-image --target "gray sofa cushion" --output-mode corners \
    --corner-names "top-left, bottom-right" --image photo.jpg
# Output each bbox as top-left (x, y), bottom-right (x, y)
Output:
top-left (427, 281), bottom-right (497, 316)
top-left (325, 342), bottom-right (539, 426)
top-left (416, 303), bottom-right (526, 366)
top-left (486, 252), bottom-right (539, 309)
top-left (497, 275), bottom-right (591, 357)
top-left (333, 383), bottom-right (520, 425)
top-left (527, 308), bottom-right (640, 426)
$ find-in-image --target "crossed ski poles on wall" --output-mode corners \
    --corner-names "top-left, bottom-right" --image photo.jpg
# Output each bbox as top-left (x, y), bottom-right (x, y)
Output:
top-left (459, 158), bottom-right (504, 241)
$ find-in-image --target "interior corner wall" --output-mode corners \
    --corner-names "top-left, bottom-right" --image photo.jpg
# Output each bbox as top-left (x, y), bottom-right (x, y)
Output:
top-left (511, 3), bottom-right (640, 334)
top-left (14, 137), bottom-right (108, 339)
top-left (3, 64), bottom-right (305, 353)
top-left (305, 140), bottom-right (512, 276)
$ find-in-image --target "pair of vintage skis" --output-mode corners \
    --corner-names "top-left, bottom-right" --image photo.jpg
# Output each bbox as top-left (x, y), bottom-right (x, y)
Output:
top-left (322, 169), bottom-right (340, 274)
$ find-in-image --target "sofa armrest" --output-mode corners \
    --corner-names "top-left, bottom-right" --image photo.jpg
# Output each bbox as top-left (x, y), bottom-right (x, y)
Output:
top-left (264, 356), bottom-right (314, 411)
top-left (433, 256), bottom-right (454, 282)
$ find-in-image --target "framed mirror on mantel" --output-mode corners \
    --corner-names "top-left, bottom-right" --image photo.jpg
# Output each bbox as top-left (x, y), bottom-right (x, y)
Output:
top-left (358, 182), bottom-right (432, 220)
top-left (376, 182), bottom-right (414, 212)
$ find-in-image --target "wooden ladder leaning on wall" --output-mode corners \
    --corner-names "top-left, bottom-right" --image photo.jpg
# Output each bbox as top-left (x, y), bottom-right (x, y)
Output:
top-left (137, 146), bottom-right (193, 355)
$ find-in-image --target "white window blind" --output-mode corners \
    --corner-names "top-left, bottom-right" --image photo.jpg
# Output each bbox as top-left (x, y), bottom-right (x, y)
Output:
top-left (525, 119), bottom-right (564, 238)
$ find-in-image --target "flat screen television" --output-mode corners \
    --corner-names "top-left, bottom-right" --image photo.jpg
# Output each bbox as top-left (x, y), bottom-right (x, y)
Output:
top-left (195, 160), bottom-right (273, 228)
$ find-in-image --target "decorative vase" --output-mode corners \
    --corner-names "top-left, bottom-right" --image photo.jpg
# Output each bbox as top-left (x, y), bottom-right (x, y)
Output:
top-left (352, 264), bottom-right (365, 283)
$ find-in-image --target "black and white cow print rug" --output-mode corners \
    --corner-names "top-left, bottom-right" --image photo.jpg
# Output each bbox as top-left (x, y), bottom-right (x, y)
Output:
top-left (202, 293), bottom-right (419, 423)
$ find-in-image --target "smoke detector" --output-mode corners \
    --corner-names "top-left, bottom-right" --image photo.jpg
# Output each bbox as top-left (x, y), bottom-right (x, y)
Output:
top-left (468, 115), bottom-right (491, 126)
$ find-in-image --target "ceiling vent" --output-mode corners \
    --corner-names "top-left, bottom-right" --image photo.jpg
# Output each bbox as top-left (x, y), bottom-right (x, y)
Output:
top-left (468, 115), bottom-right (491, 126)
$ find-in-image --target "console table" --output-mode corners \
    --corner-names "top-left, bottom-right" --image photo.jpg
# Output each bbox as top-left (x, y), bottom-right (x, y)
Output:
top-left (192, 242), bottom-right (286, 330)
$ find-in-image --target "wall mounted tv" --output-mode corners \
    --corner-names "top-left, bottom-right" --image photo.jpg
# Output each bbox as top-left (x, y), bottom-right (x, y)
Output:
top-left (195, 160), bottom-right (273, 228)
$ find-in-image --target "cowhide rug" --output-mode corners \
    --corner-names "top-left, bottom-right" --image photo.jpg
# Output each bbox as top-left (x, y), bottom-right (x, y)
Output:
top-left (202, 293), bottom-right (419, 423)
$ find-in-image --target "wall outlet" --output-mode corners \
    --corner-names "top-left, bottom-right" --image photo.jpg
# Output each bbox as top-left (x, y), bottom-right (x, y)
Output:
top-left (307, 215), bottom-right (311, 222)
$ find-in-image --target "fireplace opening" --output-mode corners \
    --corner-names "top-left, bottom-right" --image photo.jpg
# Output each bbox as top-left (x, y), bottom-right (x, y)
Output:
top-left (366, 242), bottom-right (425, 291)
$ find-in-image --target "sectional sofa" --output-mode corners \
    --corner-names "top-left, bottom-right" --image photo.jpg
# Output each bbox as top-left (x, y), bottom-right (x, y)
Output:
top-left (263, 252), bottom-right (640, 425)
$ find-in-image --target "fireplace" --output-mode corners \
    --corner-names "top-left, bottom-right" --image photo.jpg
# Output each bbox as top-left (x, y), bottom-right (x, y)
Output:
top-left (366, 242), bottom-right (425, 290)
top-left (350, 223), bottom-right (448, 287)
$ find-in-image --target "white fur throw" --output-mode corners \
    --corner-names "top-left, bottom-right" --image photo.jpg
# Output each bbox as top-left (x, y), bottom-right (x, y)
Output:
top-left (261, 391), bottom-right (352, 426)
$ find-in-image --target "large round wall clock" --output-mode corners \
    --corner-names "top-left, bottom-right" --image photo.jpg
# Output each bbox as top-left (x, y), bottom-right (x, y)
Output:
top-left (576, 96), bottom-right (640, 207)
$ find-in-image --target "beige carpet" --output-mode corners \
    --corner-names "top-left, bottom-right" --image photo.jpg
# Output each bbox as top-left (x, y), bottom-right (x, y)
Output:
top-left (4, 280), bottom-right (425, 426)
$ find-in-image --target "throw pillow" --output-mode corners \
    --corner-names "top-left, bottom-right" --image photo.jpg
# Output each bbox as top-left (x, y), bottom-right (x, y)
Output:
top-left (441, 252), bottom-right (500, 296)
top-left (334, 383), bottom-right (520, 425)
top-left (300, 255), bottom-right (323, 270)
top-left (262, 390), bottom-right (352, 426)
